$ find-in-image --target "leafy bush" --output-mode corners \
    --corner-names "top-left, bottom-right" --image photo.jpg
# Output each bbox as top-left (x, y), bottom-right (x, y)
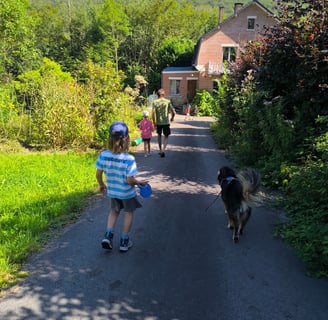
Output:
top-left (277, 161), bottom-right (328, 277)
top-left (0, 84), bottom-right (27, 140)
top-left (13, 59), bottom-right (142, 149)
top-left (192, 89), bottom-right (215, 116)
top-left (15, 58), bottom-right (94, 149)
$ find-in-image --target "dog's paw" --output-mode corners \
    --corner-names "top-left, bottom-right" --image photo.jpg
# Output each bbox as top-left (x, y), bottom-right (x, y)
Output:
top-left (233, 233), bottom-right (239, 243)
top-left (227, 222), bottom-right (234, 229)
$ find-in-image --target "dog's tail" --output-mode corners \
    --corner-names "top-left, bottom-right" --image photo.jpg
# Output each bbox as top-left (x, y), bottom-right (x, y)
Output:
top-left (237, 169), bottom-right (262, 209)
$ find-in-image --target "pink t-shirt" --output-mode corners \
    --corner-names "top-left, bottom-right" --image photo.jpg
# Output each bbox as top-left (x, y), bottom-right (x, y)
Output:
top-left (139, 118), bottom-right (154, 139)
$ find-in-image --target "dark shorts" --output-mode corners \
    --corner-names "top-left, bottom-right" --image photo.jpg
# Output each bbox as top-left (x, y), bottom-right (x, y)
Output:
top-left (110, 197), bottom-right (142, 212)
top-left (142, 138), bottom-right (151, 142)
top-left (156, 124), bottom-right (171, 136)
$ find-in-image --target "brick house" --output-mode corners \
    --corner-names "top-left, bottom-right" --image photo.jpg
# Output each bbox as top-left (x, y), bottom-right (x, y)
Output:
top-left (161, 0), bottom-right (277, 107)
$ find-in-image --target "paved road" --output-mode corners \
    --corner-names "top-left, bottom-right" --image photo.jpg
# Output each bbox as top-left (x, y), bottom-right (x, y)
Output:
top-left (1, 115), bottom-right (327, 320)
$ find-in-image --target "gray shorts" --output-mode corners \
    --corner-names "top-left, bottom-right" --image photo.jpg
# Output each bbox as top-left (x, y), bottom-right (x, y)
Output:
top-left (110, 197), bottom-right (142, 212)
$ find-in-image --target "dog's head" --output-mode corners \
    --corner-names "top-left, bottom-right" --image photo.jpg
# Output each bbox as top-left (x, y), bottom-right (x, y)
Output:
top-left (217, 166), bottom-right (237, 184)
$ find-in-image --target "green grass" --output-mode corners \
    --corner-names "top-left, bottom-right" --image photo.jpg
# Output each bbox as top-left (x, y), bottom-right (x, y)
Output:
top-left (0, 152), bottom-right (98, 289)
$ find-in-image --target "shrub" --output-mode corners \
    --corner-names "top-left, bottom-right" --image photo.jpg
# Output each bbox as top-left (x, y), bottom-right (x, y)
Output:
top-left (192, 89), bottom-right (215, 116)
top-left (15, 58), bottom-right (94, 149)
top-left (13, 59), bottom-right (142, 149)
top-left (277, 161), bottom-right (328, 277)
top-left (0, 84), bottom-right (27, 140)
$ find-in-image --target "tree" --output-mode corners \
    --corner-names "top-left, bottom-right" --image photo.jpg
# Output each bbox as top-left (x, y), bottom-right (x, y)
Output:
top-left (31, 4), bottom-right (69, 66)
top-left (157, 37), bottom-right (195, 70)
top-left (31, 1), bottom-right (98, 73)
top-left (259, 0), bottom-right (328, 140)
top-left (0, 0), bottom-right (40, 81)
top-left (120, 0), bottom-right (217, 90)
top-left (91, 0), bottom-right (130, 71)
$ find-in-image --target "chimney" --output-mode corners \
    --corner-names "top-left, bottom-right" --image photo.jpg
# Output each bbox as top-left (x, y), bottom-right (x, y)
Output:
top-left (234, 3), bottom-right (243, 15)
top-left (218, 6), bottom-right (224, 24)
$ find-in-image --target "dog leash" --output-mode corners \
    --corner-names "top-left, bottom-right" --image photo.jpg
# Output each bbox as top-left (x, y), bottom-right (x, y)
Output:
top-left (204, 191), bottom-right (221, 213)
top-left (204, 177), bottom-right (237, 213)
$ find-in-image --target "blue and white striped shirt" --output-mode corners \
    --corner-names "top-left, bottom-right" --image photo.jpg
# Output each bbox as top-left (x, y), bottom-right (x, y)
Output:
top-left (96, 150), bottom-right (138, 199)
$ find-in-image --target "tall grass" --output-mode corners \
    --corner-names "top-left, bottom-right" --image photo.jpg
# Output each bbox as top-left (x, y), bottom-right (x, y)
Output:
top-left (0, 152), bottom-right (98, 289)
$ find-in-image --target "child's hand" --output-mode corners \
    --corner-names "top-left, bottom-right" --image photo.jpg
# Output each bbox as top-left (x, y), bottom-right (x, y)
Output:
top-left (99, 184), bottom-right (107, 194)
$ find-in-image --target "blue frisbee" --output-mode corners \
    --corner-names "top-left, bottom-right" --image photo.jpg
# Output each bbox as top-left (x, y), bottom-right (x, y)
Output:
top-left (138, 183), bottom-right (152, 198)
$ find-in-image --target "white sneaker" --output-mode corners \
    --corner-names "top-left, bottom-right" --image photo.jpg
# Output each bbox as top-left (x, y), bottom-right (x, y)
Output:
top-left (120, 238), bottom-right (133, 252)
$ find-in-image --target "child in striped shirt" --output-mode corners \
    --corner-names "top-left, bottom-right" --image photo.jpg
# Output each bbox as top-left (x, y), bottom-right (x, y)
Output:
top-left (96, 121), bottom-right (147, 252)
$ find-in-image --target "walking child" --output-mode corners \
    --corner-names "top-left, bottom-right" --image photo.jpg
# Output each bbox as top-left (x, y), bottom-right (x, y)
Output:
top-left (193, 105), bottom-right (199, 117)
top-left (96, 121), bottom-right (148, 252)
top-left (184, 103), bottom-right (191, 121)
top-left (139, 110), bottom-right (154, 157)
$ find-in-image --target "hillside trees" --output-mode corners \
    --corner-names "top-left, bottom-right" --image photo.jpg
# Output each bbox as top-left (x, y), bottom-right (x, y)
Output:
top-left (29, 0), bottom-right (217, 91)
top-left (0, 0), bottom-right (40, 80)
top-left (30, 0), bottom-right (217, 90)
top-left (119, 0), bottom-right (217, 90)
top-left (0, 0), bottom-right (40, 141)
top-left (90, 0), bottom-right (130, 70)
top-left (31, 1), bottom-right (95, 72)
top-left (1, 0), bottom-right (217, 149)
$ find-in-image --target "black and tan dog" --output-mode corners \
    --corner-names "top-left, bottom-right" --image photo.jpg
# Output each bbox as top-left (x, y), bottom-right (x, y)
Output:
top-left (218, 166), bottom-right (261, 243)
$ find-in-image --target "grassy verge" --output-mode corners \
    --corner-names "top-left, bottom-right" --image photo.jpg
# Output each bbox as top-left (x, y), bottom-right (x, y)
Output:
top-left (0, 151), bottom-right (98, 289)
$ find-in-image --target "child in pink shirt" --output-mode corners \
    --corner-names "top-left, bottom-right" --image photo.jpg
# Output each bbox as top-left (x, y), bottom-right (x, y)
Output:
top-left (139, 111), bottom-right (154, 157)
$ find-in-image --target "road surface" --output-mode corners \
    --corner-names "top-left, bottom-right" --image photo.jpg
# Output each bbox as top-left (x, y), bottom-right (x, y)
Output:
top-left (0, 115), bottom-right (327, 320)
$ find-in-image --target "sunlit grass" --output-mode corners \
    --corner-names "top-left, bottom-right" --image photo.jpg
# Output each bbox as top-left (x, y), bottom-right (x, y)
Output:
top-left (0, 152), bottom-right (98, 289)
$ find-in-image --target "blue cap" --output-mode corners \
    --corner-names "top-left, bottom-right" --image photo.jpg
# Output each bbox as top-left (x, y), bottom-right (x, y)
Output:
top-left (109, 121), bottom-right (129, 138)
top-left (138, 183), bottom-right (152, 198)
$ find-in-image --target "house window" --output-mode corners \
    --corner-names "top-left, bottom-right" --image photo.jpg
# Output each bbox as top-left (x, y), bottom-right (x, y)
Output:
top-left (169, 79), bottom-right (181, 95)
top-left (222, 46), bottom-right (237, 63)
top-left (247, 16), bottom-right (256, 30)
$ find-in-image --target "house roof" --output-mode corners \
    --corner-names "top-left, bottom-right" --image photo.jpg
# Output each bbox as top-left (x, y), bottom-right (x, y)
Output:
top-left (192, 0), bottom-right (276, 66)
top-left (219, 0), bottom-right (275, 29)
top-left (162, 66), bottom-right (196, 73)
